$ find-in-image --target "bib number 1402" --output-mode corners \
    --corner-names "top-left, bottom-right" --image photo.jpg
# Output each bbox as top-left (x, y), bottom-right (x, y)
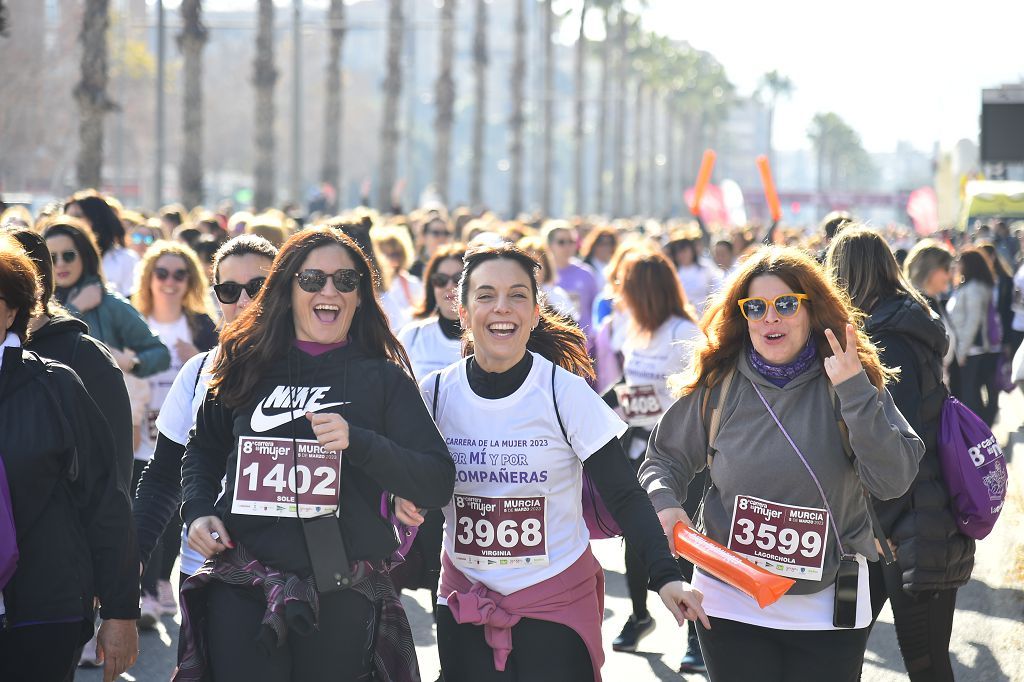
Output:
top-left (240, 461), bottom-right (337, 497)
top-left (231, 436), bottom-right (341, 518)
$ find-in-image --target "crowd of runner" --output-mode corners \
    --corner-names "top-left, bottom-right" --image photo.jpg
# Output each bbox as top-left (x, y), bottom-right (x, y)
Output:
top-left (0, 190), bottom-right (1021, 682)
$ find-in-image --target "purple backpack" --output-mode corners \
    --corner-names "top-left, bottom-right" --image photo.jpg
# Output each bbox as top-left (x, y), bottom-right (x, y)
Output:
top-left (937, 397), bottom-right (1007, 540)
top-left (0, 456), bottom-right (18, 590)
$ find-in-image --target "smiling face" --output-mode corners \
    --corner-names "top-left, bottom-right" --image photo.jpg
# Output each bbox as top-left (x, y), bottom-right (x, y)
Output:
top-left (433, 257), bottom-right (463, 321)
top-left (460, 259), bottom-right (540, 373)
top-left (150, 253), bottom-right (189, 312)
top-left (217, 253), bottom-right (273, 324)
top-left (291, 244), bottom-right (360, 344)
top-left (746, 274), bottom-right (811, 365)
top-left (45, 234), bottom-right (84, 288)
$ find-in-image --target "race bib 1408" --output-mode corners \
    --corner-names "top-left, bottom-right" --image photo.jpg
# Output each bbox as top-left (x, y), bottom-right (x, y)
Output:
top-left (231, 436), bottom-right (340, 518)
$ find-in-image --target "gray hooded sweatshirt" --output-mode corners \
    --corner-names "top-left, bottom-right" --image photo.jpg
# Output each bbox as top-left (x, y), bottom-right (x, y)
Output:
top-left (640, 353), bottom-right (924, 595)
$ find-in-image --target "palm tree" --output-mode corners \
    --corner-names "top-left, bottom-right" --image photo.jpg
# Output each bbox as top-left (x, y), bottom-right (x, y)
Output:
top-left (592, 1), bottom-right (617, 214)
top-left (75, 0), bottom-right (115, 189)
top-left (757, 70), bottom-right (793, 172)
top-left (377, 0), bottom-right (403, 212)
top-left (252, 0), bottom-right (277, 210)
top-left (321, 0), bottom-right (346, 204)
top-left (541, 0), bottom-right (554, 217)
top-left (508, 0), bottom-right (526, 217)
top-left (610, 11), bottom-right (633, 217)
top-left (177, 0), bottom-right (207, 209)
top-left (572, 0), bottom-right (588, 215)
top-left (469, 0), bottom-right (487, 207)
top-left (433, 0), bottom-right (456, 205)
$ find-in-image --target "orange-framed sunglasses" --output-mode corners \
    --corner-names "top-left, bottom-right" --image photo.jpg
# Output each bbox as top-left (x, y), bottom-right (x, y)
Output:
top-left (737, 293), bottom-right (810, 321)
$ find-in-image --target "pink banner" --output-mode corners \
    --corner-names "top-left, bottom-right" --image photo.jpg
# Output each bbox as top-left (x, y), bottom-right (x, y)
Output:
top-left (683, 184), bottom-right (730, 227)
top-left (907, 187), bottom-right (939, 236)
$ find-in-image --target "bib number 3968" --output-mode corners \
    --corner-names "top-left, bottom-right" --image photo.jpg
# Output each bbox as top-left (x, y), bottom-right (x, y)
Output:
top-left (453, 494), bottom-right (548, 569)
top-left (231, 436), bottom-right (340, 518)
top-left (727, 494), bottom-right (828, 581)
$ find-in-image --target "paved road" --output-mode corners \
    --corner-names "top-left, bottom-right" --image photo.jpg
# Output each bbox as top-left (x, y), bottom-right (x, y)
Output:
top-left (81, 390), bottom-right (1024, 681)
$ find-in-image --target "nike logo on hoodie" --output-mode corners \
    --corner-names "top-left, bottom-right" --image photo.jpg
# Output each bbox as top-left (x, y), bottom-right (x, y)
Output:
top-left (250, 385), bottom-right (349, 433)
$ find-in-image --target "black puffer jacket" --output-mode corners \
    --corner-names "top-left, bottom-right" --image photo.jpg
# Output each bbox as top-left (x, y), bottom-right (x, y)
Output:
top-left (866, 295), bottom-right (975, 592)
top-left (25, 315), bottom-right (134, 492)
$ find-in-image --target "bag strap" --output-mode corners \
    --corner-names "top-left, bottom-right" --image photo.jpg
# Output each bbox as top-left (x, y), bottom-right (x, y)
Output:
top-left (193, 350), bottom-right (210, 395)
top-left (551, 363), bottom-right (570, 445)
top-left (432, 370), bottom-right (442, 420)
top-left (701, 366), bottom-right (735, 466)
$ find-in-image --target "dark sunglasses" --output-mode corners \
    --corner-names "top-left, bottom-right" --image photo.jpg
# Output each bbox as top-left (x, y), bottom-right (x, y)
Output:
top-left (50, 250), bottom-right (78, 265)
top-left (429, 272), bottom-right (460, 288)
top-left (154, 267), bottom-right (189, 282)
top-left (131, 233), bottom-right (156, 246)
top-left (213, 277), bottom-right (266, 304)
top-left (426, 229), bottom-right (454, 238)
top-left (552, 238), bottom-right (576, 247)
top-left (295, 268), bottom-right (361, 294)
top-left (737, 294), bottom-right (810, 321)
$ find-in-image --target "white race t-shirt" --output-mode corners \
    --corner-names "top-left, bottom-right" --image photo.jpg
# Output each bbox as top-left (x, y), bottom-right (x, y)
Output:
top-left (154, 346), bottom-right (219, 577)
top-left (423, 353), bottom-right (626, 597)
top-left (135, 315), bottom-right (191, 461)
top-left (381, 273), bottom-right (424, 332)
top-left (397, 317), bottom-right (462, 381)
top-left (102, 246), bottom-right (140, 297)
top-left (692, 554), bottom-right (872, 631)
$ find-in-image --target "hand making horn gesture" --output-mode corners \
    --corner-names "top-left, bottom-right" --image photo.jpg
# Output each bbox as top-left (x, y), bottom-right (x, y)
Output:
top-left (823, 323), bottom-right (863, 386)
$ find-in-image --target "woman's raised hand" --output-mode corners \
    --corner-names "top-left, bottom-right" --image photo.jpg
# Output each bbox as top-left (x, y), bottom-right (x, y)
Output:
top-left (823, 324), bottom-right (863, 386)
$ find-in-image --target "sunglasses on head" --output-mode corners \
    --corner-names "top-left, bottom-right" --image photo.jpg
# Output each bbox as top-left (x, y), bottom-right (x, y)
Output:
top-left (213, 276), bottom-right (266, 304)
top-left (50, 250), bottom-right (78, 265)
top-left (429, 272), bottom-right (460, 288)
top-left (154, 267), bottom-right (188, 282)
top-left (737, 294), bottom-right (809, 321)
top-left (295, 268), bottom-right (361, 294)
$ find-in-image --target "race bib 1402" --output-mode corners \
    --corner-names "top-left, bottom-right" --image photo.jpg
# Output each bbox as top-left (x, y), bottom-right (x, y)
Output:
top-left (231, 436), bottom-right (340, 518)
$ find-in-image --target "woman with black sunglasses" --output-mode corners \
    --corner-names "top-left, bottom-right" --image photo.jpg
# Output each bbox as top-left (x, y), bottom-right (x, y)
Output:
top-left (128, 240), bottom-right (218, 628)
top-left (398, 242), bottom-right (467, 381)
top-left (177, 226), bottom-right (454, 681)
top-left (42, 216), bottom-right (170, 379)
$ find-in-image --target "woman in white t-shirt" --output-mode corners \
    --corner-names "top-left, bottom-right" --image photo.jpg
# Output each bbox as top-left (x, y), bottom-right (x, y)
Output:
top-left (131, 235), bottom-right (278, 627)
top-left (374, 224), bottom-right (424, 332)
top-left (606, 249), bottom-right (703, 664)
top-left (397, 242), bottom-right (467, 381)
top-left (415, 244), bottom-right (706, 682)
top-left (666, 235), bottom-right (724, 316)
top-left (130, 240), bottom-right (218, 627)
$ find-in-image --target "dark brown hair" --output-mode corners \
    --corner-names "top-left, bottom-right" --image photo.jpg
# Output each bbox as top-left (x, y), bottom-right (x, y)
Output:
top-left (0, 234), bottom-right (43, 341)
top-left (459, 244), bottom-right (594, 381)
top-left (619, 249), bottom-right (696, 333)
top-left (210, 226), bottom-right (412, 408)
top-left (580, 225), bottom-right (619, 263)
top-left (672, 246), bottom-right (894, 397)
top-left (4, 226), bottom-right (57, 314)
top-left (414, 242), bottom-right (467, 319)
top-left (41, 215), bottom-right (105, 286)
top-left (957, 248), bottom-right (994, 287)
top-left (65, 189), bottom-right (125, 253)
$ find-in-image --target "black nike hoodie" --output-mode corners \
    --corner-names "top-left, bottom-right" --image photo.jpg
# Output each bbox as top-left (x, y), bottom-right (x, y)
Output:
top-left (181, 340), bottom-right (455, 575)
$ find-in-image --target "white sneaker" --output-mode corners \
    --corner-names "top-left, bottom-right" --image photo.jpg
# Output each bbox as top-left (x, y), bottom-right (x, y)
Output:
top-left (138, 593), bottom-right (161, 630)
top-left (78, 632), bottom-right (103, 667)
top-left (156, 579), bottom-right (178, 616)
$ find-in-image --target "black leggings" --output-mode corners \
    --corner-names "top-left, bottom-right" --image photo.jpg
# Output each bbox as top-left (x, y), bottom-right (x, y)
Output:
top-left (868, 559), bottom-right (957, 682)
top-left (958, 354), bottom-right (999, 426)
top-left (0, 622), bottom-right (81, 682)
top-left (204, 581), bottom-right (376, 682)
top-left (696, 616), bottom-right (870, 682)
top-left (436, 605), bottom-right (593, 681)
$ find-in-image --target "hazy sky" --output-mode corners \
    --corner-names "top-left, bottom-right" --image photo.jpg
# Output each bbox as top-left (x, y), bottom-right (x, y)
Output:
top-left (154, 0), bottom-right (1024, 154)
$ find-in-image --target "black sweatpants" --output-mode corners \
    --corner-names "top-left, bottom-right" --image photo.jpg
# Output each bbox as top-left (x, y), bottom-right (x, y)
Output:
top-left (132, 459), bottom-right (159, 595)
top-left (696, 616), bottom-right (870, 682)
top-left (436, 605), bottom-right (593, 681)
top-left (205, 581), bottom-right (376, 682)
top-left (0, 622), bottom-right (81, 682)
top-left (868, 559), bottom-right (957, 682)
top-left (958, 354), bottom-right (998, 426)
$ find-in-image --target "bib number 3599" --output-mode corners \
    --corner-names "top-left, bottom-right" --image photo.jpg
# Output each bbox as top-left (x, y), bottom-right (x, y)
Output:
top-left (728, 494), bottom-right (828, 581)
